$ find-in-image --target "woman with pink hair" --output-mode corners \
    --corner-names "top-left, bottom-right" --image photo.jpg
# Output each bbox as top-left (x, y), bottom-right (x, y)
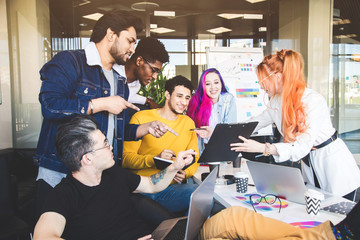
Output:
top-left (187, 68), bottom-right (237, 154)
top-left (230, 49), bottom-right (360, 200)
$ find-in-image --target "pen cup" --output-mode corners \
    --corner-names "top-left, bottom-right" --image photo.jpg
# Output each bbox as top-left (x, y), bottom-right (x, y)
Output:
top-left (209, 162), bottom-right (220, 178)
top-left (235, 172), bottom-right (249, 193)
top-left (233, 157), bottom-right (241, 168)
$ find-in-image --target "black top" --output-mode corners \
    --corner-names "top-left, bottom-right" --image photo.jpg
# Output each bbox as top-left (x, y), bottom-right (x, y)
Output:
top-left (42, 165), bottom-right (152, 240)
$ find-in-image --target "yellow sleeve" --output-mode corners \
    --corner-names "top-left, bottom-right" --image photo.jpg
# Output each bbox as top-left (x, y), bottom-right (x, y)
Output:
top-left (122, 115), bottom-right (156, 170)
top-left (184, 122), bottom-right (200, 178)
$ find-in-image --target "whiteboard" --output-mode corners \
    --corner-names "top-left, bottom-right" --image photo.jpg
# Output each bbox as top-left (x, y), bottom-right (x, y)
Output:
top-left (206, 47), bottom-right (272, 136)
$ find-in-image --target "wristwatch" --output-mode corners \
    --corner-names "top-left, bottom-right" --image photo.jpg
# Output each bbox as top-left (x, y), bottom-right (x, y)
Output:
top-left (263, 142), bottom-right (271, 156)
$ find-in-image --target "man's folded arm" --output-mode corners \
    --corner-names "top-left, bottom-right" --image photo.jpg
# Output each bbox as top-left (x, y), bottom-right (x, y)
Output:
top-left (33, 212), bottom-right (66, 240)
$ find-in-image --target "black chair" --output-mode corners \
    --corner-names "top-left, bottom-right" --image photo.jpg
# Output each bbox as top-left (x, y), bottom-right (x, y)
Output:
top-left (0, 159), bottom-right (30, 240)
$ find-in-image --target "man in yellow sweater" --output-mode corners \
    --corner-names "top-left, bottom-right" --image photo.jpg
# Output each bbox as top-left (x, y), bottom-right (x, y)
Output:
top-left (123, 75), bottom-right (199, 214)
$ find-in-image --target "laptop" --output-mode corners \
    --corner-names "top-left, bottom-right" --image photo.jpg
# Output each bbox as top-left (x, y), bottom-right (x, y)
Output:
top-left (246, 161), bottom-right (308, 204)
top-left (198, 122), bottom-right (258, 163)
top-left (151, 166), bottom-right (218, 240)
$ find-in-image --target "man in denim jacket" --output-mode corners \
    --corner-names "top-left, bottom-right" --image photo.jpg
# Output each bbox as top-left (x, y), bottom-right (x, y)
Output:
top-left (34, 10), bottom-right (177, 219)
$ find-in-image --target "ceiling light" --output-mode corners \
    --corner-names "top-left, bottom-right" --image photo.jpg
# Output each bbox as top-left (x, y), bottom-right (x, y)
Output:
top-left (73, 0), bottom-right (91, 7)
top-left (243, 14), bottom-right (263, 20)
top-left (206, 27), bottom-right (232, 34)
top-left (82, 13), bottom-right (103, 21)
top-left (335, 34), bottom-right (357, 39)
top-left (131, 2), bottom-right (159, 11)
top-left (154, 11), bottom-right (175, 17)
top-left (150, 24), bottom-right (158, 29)
top-left (259, 27), bottom-right (267, 32)
top-left (150, 27), bottom-right (175, 34)
top-left (217, 13), bottom-right (244, 20)
top-left (246, 0), bottom-right (267, 3)
top-left (333, 19), bottom-right (351, 25)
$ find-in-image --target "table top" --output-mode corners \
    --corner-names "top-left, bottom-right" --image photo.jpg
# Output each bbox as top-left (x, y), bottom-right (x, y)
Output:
top-left (193, 159), bottom-right (347, 225)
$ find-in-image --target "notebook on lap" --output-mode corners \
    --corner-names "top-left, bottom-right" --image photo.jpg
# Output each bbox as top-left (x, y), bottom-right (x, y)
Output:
top-left (151, 166), bottom-right (218, 240)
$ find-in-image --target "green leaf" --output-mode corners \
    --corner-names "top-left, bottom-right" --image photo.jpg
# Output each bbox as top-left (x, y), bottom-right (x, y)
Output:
top-left (138, 64), bottom-right (169, 106)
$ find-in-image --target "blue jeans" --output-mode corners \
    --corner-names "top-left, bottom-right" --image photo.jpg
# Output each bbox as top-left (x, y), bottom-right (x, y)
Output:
top-left (142, 183), bottom-right (198, 213)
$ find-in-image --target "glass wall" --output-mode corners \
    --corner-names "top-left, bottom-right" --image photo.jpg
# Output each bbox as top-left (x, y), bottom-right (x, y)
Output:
top-left (331, 0), bottom-right (360, 153)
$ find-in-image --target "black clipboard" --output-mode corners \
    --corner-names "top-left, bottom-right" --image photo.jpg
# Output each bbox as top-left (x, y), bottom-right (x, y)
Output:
top-left (198, 122), bottom-right (258, 163)
top-left (153, 156), bottom-right (195, 170)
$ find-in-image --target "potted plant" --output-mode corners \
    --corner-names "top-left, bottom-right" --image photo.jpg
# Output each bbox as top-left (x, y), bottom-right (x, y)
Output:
top-left (137, 64), bottom-right (168, 106)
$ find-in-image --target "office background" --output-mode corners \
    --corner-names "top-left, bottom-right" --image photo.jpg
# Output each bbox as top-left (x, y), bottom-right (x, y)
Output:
top-left (0, 0), bottom-right (359, 156)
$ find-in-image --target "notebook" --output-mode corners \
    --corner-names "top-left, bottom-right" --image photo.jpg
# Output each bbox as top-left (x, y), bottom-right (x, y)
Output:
top-left (151, 166), bottom-right (218, 240)
top-left (247, 161), bottom-right (308, 204)
top-left (198, 122), bottom-right (258, 163)
top-left (153, 156), bottom-right (195, 170)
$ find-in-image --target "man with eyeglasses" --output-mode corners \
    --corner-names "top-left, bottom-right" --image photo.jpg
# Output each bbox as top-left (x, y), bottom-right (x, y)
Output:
top-left (123, 76), bottom-right (199, 214)
top-left (34, 10), bottom-right (176, 222)
top-left (34, 117), bottom-right (360, 240)
top-left (33, 115), bottom-right (196, 240)
top-left (121, 37), bottom-right (169, 109)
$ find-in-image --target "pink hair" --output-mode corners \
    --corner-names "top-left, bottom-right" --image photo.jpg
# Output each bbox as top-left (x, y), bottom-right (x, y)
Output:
top-left (187, 69), bottom-right (227, 127)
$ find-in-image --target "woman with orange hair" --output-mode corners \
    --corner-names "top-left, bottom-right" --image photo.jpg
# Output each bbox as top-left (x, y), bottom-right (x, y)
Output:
top-left (230, 49), bottom-right (360, 200)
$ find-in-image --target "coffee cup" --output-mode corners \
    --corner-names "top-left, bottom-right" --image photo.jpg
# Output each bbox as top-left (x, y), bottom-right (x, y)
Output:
top-left (234, 172), bottom-right (249, 193)
top-left (304, 189), bottom-right (324, 215)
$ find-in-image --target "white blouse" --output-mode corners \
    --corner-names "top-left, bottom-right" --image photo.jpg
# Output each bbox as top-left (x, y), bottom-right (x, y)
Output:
top-left (251, 88), bottom-right (360, 196)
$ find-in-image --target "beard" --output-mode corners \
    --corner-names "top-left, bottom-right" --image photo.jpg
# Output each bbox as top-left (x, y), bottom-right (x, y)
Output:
top-left (168, 101), bottom-right (183, 115)
top-left (109, 41), bottom-right (128, 65)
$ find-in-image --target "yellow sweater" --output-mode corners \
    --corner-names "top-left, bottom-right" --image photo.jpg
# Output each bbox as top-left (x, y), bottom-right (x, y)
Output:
top-left (123, 109), bottom-right (199, 179)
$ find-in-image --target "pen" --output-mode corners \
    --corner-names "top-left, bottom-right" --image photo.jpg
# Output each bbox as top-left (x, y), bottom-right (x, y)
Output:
top-left (189, 128), bottom-right (205, 131)
top-left (248, 183), bottom-right (255, 187)
top-left (255, 154), bottom-right (264, 158)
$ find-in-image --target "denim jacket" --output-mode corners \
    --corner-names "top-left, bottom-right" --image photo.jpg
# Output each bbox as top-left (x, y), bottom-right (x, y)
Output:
top-left (34, 43), bottom-right (138, 174)
top-left (198, 92), bottom-right (237, 154)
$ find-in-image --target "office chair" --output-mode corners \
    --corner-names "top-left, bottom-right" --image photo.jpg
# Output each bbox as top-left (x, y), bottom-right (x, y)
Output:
top-left (0, 159), bottom-right (30, 240)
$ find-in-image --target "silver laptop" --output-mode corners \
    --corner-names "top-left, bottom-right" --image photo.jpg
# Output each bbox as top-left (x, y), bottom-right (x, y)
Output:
top-left (247, 161), bottom-right (308, 204)
top-left (151, 166), bottom-right (218, 240)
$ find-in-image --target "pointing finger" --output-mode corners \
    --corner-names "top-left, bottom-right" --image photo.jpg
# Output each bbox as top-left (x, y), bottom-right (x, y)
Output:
top-left (125, 101), bottom-right (140, 111)
top-left (166, 126), bottom-right (179, 136)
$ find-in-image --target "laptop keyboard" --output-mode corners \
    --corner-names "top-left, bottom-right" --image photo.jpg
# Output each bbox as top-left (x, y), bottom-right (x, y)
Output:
top-left (164, 218), bottom-right (187, 240)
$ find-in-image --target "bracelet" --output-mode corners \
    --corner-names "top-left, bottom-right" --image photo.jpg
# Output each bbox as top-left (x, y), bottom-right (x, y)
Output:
top-left (89, 100), bottom-right (94, 114)
top-left (263, 142), bottom-right (271, 156)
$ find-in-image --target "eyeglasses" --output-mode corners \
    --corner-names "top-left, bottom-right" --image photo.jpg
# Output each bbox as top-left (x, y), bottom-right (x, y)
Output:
top-left (142, 57), bottom-right (161, 74)
top-left (83, 137), bottom-right (111, 155)
top-left (249, 194), bottom-right (282, 213)
top-left (259, 71), bottom-right (277, 83)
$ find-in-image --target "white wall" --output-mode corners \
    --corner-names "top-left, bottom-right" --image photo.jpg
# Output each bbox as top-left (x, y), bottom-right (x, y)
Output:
top-left (0, 0), bottom-right (13, 149)
top-left (277, 0), bottom-right (332, 101)
top-left (7, 0), bottom-right (49, 148)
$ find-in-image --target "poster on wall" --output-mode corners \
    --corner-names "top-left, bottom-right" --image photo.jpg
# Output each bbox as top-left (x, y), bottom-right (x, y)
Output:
top-left (206, 47), bottom-right (272, 136)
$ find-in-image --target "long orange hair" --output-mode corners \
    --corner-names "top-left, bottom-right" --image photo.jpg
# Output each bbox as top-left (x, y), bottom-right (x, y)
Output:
top-left (257, 49), bottom-right (307, 142)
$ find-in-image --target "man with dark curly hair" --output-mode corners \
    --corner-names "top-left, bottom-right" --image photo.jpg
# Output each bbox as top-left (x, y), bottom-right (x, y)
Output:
top-left (34, 10), bottom-right (176, 222)
top-left (121, 37), bottom-right (169, 109)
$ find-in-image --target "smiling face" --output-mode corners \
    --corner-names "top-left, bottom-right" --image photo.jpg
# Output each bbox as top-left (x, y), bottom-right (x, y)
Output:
top-left (204, 72), bottom-right (222, 103)
top-left (109, 26), bottom-right (137, 65)
top-left (136, 57), bottom-right (163, 86)
top-left (166, 85), bottom-right (191, 114)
